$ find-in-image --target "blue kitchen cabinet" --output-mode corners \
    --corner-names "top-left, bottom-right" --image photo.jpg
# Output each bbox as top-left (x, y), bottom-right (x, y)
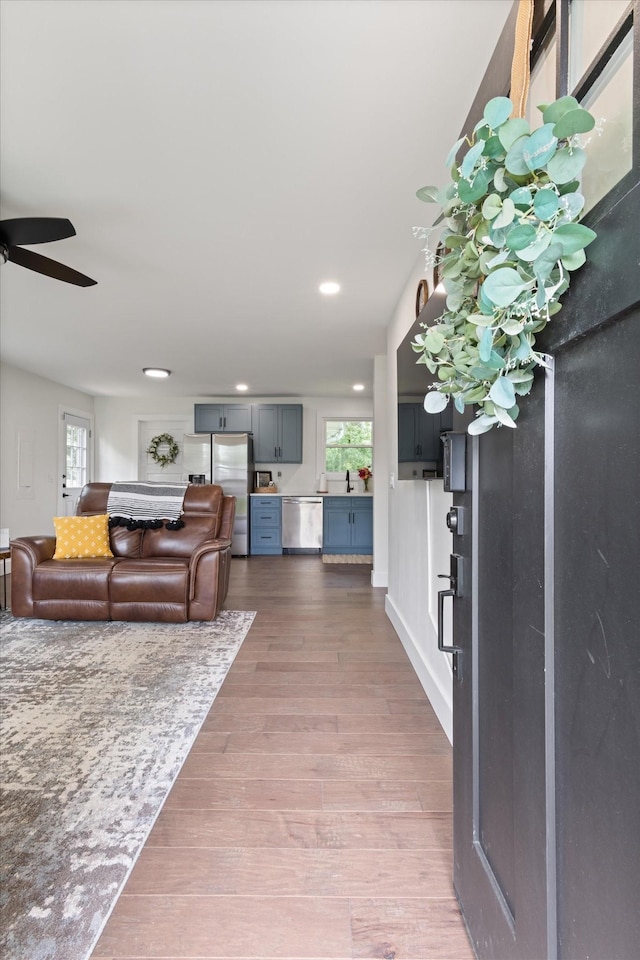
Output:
top-left (323, 496), bottom-right (373, 554)
top-left (194, 403), bottom-right (253, 433)
top-left (253, 404), bottom-right (303, 463)
top-left (398, 402), bottom-right (453, 462)
top-left (250, 496), bottom-right (282, 555)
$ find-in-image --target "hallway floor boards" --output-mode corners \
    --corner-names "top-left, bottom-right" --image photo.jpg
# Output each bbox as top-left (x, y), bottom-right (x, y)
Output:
top-left (91, 556), bottom-right (474, 960)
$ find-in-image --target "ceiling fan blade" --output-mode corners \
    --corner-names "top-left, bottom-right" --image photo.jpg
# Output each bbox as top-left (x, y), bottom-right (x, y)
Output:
top-left (0, 217), bottom-right (76, 246)
top-left (8, 245), bottom-right (97, 287)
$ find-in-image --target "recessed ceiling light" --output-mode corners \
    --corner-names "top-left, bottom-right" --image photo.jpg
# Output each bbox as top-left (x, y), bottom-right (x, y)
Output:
top-left (353, 383), bottom-right (365, 391)
top-left (143, 367), bottom-right (171, 378)
top-left (236, 383), bottom-right (249, 392)
top-left (319, 281), bottom-right (341, 295)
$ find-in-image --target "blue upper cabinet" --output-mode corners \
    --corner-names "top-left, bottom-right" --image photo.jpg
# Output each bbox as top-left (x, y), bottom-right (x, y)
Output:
top-left (398, 402), bottom-right (452, 462)
top-left (253, 404), bottom-right (303, 463)
top-left (194, 403), bottom-right (253, 433)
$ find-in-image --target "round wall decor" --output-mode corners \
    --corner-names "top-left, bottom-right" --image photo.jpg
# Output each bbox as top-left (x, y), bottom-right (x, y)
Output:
top-left (146, 433), bottom-right (179, 467)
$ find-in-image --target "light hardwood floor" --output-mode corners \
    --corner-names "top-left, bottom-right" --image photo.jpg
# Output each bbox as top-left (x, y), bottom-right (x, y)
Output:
top-left (91, 555), bottom-right (474, 960)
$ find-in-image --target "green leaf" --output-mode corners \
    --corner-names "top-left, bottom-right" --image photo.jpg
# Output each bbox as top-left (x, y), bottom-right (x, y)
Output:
top-left (510, 186), bottom-right (533, 207)
top-left (479, 326), bottom-right (493, 362)
top-left (553, 222), bottom-right (597, 254)
top-left (483, 267), bottom-right (530, 307)
top-left (460, 139), bottom-right (486, 179)
top-left (516, 231), bottom-right (552, 261)
top-left (482, 194), bottom-right (502, 220)
top-left (504, 136), bottom-right (530, 176)
top-left (416, 185), bottom-right (441, 203)
top-left (425, 329), bottom-right (446, 353)
top-left (506, 223), bottom-right (537, 251)
top-left (498, 117), bottom-right (530, 151)
top-left (507, 369), bottom-right (534, 384)
top-left (454, 395), bottom-right (465, 414)
top-left (523, 124), bottom-right (558, 171)
top-left (553, 106), bottom-right (595, 139)
top-left (445, 137), bottom-right (466, 170)
top-left (561, 248), bottom-right (587, 270)
top-left (547, 146), bottom-right (586, 184)
top-left (458, 167), bottom-right (491, 203)
top-left (493, 197), bottom-right (516, 229)
top-left (558, 191), bottom-right (585, 221)
top-left (533, 242), bottom-right (563, 282)
top-left (542, 95), bottom-right (580, 125)
top-left (513, 333), bottom-right (532, 361)
top-left (494, 405), bottom-right (518, 427)
top-left (489, 376), bottom-right (517, 409)
top-left (484, 96), bottom-right (513, 130)
top-left (462, 385), bottom-right (488, 403)
top-left (533, 188), bottom-right (560, 221)
top-left (467, 313), bottom-right (495, 327)
top-left (483, 136), bottom-right (505, 160)
top-left (468, 414), bottom-right (498, 435)
top-left (493, 166), bottom-right (508, 192)
top-left (500, 317), bottom-right (525, 335)
top-left (558, 179), bottom-right (581, 195)
top-left (424, 391), bottom-right (449, 414)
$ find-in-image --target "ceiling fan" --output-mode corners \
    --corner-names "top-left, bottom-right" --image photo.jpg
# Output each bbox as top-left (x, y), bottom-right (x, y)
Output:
top-left (0, 217), bottom-right (97, 286)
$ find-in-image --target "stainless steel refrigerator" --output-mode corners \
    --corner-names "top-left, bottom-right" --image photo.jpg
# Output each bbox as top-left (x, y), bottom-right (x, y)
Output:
top-left (182, 433), bottom-right (253, 556)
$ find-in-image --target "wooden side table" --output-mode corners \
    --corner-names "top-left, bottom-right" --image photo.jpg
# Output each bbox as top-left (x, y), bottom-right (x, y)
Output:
top-left (0, 548), bottom-right (10, 610)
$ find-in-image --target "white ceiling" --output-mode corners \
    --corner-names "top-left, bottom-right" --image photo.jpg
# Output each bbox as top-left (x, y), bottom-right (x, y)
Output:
top-left (0, 0), bottom-right (511, 400)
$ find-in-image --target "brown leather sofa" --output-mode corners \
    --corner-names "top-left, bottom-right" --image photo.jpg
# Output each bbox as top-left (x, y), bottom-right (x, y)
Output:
top-left (10, 482), bottom-right (236, 622)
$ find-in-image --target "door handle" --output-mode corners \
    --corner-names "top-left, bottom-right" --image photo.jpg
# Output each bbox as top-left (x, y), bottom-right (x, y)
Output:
top-left (437, 588), bottom-right (461, 654)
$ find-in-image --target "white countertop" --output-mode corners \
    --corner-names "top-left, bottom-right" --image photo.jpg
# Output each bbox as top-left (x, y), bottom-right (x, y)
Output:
top-left (250, 491), bottom-right (373, 497)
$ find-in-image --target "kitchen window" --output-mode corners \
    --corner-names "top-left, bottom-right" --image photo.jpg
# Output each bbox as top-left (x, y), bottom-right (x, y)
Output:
top-left (324, 419), bottom-right (373, 476)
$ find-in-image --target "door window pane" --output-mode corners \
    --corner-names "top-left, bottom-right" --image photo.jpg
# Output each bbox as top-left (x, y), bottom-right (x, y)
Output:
top-left (66, 423), bottom-right (87, 487)
top-left (580, 32), bottom-right (633, 212)
top-left (569, 0), bottom-right (630, 88)
top-left (527, 37), bottom-right (557, 128)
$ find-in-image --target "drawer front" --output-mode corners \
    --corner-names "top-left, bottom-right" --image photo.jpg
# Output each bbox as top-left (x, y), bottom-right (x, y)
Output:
top-left (252, 508), bottom-right (280, 527)
top-left (251, 497), bottom-right (281, 512)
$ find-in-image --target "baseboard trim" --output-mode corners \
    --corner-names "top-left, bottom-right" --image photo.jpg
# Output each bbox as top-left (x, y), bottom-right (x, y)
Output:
top-left (371, 568), bottom-right (387, 588)
top-left (385, 594), bottom-right (453, 744)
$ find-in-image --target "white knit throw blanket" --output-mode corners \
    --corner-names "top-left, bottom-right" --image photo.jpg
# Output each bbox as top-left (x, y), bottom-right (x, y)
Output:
top-left (107, 481), bottom-right (188, 521)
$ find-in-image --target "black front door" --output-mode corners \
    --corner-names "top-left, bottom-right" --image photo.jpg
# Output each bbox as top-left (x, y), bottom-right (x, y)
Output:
top-left (449, 2), bottom-right (640, 957)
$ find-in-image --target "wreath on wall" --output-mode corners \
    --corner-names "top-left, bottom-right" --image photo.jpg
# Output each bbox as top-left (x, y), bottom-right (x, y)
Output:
top-left (146, 432), bottom-right (179, 467)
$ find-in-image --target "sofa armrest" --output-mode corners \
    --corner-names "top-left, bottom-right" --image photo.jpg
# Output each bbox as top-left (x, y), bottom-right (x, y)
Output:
top-left (188, 538), bottom-right (232, 599)
top-left (10, 536), bottom-right (56, 616)
top-left (187, 537), bottom-right (233, 619)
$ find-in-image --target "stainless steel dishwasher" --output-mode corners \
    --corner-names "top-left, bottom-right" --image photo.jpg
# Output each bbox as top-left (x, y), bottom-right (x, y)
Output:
top-left (281, 497), bottom-right (323, 553)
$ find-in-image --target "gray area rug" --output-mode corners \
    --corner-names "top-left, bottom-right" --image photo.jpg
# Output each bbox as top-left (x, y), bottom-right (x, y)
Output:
top-left (0, 610), bottom-right (255, 960)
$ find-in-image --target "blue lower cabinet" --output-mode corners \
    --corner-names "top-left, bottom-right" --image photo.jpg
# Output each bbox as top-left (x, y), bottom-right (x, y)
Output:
top-left (322, 496), bottom-right (373, 554)
top-left (250, 497), bottom-right (282, 555)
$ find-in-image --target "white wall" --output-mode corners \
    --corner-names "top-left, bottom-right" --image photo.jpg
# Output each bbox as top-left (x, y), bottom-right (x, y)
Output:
top-left (384, 253), bottom-right (455, 742)
top-left (0, 362), bottom-right (94, 538)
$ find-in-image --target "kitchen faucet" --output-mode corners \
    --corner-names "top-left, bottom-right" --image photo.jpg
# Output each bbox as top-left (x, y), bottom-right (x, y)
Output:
top-left (346, 470), bottom-right (354, 492)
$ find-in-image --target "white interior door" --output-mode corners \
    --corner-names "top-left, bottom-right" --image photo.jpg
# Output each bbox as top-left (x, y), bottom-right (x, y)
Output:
top-left (138, 420), bottom-right (191, 482)
top-left (60, 412), bottom-right (92, 515)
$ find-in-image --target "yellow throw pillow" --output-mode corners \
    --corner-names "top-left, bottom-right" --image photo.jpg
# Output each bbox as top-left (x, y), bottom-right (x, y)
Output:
top-left (53, 514), bottom-right (114, 559)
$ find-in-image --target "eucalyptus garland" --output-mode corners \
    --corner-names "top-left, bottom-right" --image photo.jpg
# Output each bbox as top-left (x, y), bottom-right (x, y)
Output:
top-left (413, 94), bottom-right (597, 434)
top-left (146, 432), bottom-right (179, 467)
